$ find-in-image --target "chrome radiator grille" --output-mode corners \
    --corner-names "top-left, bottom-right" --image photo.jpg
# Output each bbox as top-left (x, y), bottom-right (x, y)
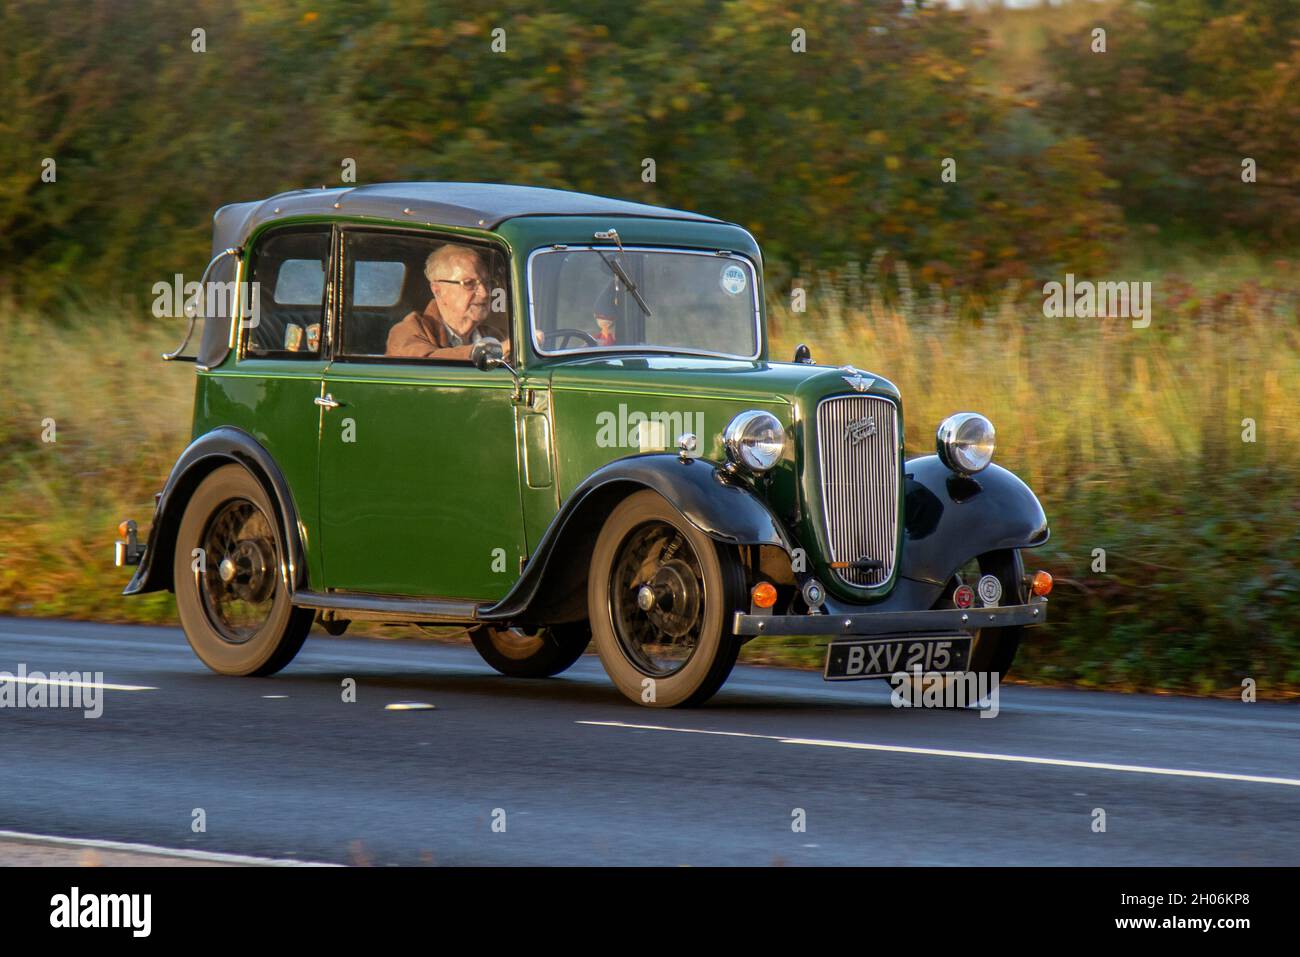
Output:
top-left (815, 395), bottom-right (900, 587)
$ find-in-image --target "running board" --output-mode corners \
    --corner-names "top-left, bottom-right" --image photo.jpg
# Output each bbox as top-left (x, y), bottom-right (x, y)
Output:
top-left (291, 590), bottom-right (482, 624)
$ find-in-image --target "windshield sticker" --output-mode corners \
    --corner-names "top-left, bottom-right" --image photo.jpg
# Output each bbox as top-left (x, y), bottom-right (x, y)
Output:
top-left (720, 263), bottom-right (747, 296)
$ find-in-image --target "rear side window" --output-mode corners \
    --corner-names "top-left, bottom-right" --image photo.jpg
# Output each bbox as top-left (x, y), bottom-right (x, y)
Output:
top-left (273, 260), bottom-right (326, 305)
top-left (244, 228), bottom-right (331, 358)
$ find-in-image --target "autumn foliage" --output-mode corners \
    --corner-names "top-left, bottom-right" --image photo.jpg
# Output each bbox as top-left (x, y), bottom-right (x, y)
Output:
top-left (2, 0), bottom-right (1126, 304)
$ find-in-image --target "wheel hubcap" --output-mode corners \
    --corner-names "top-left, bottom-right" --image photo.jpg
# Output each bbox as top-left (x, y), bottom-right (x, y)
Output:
top-left (636, 584), bottom-right (656, 611)
top-left (610, 523), bottom-right (706, 678)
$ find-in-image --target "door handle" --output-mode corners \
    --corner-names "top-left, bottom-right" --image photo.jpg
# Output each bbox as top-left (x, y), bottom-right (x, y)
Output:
top-left (314, 394), bottom-right (341, 410)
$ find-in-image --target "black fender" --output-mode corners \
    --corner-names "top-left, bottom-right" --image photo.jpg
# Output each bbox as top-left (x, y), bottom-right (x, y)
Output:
top-left (899, 454), bottom-right (1049, 587)
top-left (481, 453), bottom-right (793, 622)
top-left (124, 427), bottom-right (307, 596)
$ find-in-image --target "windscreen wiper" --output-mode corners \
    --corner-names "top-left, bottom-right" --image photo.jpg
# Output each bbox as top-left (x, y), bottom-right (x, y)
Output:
top-left (594, 231), bottom-right (652, 318)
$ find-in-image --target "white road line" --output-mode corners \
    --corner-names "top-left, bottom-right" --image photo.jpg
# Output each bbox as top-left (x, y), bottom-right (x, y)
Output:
top-left (0, 830), bottom-right (339, 867)
top-left (579, 720), bottom-right (1300, 788)
top-left (0, 676), bottom-right (156, 692)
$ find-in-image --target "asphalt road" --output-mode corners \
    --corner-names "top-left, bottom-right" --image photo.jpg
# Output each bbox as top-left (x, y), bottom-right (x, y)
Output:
top-left (1, 616), bottom-right (1297, 866)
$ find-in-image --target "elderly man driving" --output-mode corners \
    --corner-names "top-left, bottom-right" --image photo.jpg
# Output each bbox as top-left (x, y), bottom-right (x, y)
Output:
top-left (387, 243), bottom-right (509, 360)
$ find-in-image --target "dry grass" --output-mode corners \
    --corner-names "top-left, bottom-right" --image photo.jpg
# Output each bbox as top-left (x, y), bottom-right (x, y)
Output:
top-left (0, 302), bottom-right (190, 621)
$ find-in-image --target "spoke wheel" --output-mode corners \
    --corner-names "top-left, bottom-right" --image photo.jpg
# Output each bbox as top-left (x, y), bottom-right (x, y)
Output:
top-left (174, 464), bottom-right (313, 676)
top-left (610, 524), bottom-right (704, 678)
top-left (199, 500), bottom-right (278, 643)
top-left (590, 490), bottom-right (745, 708)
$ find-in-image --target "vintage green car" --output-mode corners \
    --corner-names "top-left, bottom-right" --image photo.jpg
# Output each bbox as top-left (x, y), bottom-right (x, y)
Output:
top-left (117, 182), bottom-right (1052, 707)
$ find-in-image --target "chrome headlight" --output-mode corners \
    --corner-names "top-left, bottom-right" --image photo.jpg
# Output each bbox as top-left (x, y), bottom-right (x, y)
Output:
top-left (936, 412), bottom-right (995, 474)
top-left (724, 410), bottom-right (786, 472)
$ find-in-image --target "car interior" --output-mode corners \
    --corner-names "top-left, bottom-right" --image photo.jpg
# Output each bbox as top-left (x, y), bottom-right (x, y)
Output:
top-left (245, 228), bottom-right (510, 360)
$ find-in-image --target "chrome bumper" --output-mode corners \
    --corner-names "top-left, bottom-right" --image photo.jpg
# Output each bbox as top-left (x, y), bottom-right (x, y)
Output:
top-left (733, 598), bottom-right (1047, 637)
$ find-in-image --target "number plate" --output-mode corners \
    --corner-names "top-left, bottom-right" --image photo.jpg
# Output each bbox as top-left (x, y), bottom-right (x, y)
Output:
top-left (824, 634), bottom-right (971, 681)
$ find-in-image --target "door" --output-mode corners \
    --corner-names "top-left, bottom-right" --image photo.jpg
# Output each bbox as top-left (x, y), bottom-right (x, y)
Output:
top-left (209, 225), bottom-right (334, 585)
top-left (316, 228), bottom-right (526, 600)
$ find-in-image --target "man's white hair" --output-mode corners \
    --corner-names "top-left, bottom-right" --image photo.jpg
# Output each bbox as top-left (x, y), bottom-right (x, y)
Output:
top-left (424, 243), bottom-right (485, 281)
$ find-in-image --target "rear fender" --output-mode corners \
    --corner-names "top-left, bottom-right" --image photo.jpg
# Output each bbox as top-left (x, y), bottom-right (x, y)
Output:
top-left (124, 427), bottom-right (306, 595)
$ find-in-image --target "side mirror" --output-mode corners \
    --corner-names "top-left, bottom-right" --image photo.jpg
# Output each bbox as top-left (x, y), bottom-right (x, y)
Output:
top-left (471, 337), bottom-right (522, 400)
top-left (793, 343), bottom-right (813, 364)
top-left (471, 337), bottom-right (505, 371)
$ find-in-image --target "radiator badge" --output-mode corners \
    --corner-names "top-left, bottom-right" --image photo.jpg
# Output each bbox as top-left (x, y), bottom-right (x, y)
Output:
top-left (845, 415), bottom-right (877, 444)
top-left (839, 365), bottom-right (874, 393)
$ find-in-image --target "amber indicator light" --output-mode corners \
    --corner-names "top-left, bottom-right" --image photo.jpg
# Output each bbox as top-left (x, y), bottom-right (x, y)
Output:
top-left (751, 582), bottom-right (778, 609)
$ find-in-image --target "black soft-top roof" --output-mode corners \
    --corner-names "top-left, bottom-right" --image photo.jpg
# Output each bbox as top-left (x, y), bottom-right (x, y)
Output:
top-left (211, 182), bottom-right (723, 255)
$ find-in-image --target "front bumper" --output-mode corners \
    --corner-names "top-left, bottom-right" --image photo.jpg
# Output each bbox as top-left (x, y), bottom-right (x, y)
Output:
top-left (733, 598), bottom-right (1047, 638)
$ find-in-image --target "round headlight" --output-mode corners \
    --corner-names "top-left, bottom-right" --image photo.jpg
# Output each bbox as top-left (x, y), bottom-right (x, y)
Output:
top-left (936, 412), bottom-right (995, 474)
top-left (724, 410), bottom-right (786, 472)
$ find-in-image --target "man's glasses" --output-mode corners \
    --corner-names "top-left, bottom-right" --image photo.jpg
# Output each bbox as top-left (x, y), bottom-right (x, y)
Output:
top-left (434, 278), bottom-right (486, 293)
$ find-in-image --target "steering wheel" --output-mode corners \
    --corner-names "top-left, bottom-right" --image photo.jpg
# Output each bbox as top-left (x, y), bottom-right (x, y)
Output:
top-left (545, 327), bottom-right (599, 349)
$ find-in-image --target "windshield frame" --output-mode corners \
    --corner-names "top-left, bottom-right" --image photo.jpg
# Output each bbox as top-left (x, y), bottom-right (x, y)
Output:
top-left (526, 244), bottom-right (763, 361)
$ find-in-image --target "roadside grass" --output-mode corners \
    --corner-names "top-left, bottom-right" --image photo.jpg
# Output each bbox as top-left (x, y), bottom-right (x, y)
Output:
top-left (2, 259), bottom-right (1298, 697)
top-left (0, 301), bottom-right (188, 623)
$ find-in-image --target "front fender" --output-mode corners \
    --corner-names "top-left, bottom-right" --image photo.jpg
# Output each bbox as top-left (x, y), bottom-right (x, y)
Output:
top-left (124, 427), bottom-right (307, 595)
top-left (899, 455), bottom-right (1049, 587)
top-left (481, 453), bottom-right (792, 621)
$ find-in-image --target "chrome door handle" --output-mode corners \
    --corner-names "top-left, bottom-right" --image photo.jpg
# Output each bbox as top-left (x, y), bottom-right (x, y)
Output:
top-left (314, 394), bottom-right (341, 410)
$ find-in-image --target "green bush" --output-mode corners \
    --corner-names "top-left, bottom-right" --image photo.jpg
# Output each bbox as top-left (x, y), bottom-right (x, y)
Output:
top-left (1044, 0), bottom-right (1300, 244)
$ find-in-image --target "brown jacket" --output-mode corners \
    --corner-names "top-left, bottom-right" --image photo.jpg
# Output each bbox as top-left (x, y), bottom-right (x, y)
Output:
top-left (385, 299), bottom-right (507, 361)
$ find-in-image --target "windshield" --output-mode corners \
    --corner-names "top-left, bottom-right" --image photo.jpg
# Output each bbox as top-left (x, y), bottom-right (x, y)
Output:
top-left (529, 247), bottom-right (761, 358)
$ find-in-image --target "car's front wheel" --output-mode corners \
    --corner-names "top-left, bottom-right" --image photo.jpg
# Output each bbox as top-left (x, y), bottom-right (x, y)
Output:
top-left (469, 622), bottom-right (591, 678)
top-left (173, 464), bottom-right (313, 676)
top-left (940, 549), bottom-right (1026, 681)
top-left (589, 490), bottom-right (745, 708)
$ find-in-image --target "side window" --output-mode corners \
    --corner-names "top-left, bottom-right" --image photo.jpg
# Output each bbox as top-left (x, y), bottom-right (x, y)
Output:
top-left (244, 227), bottom-right (330, 358)
top-left (340, 230), bottom-right (510, 362)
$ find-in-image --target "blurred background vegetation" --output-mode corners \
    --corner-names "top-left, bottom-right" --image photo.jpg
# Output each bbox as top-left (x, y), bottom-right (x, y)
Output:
top-left (1, 0), bottom-right (1297, 695)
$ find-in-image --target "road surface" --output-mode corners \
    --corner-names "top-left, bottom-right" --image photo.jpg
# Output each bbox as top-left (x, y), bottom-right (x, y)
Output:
top-left (1, 616), bottom-right (1297, 865)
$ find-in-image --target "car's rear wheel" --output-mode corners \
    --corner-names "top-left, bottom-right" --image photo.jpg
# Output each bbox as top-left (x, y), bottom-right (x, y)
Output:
top-left (589, 490), bottom-right (745, 708)
top-left (173, 464), bottom-right (313, 676)
top-left (470, 622), bottom-right (591, 678)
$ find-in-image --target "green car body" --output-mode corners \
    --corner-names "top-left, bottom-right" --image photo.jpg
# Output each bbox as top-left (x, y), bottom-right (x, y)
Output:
top-left (120, 183), bottom-right (1051, 707)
